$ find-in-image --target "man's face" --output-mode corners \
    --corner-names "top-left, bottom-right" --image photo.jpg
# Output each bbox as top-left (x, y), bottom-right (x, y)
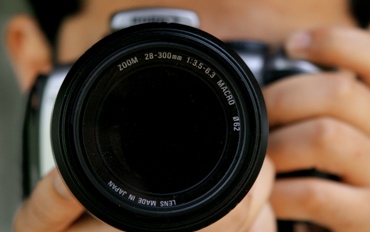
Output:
top-left (56, 0), bottom-right (356, 64)
top-left (6, 0), bottom-right (357, 90)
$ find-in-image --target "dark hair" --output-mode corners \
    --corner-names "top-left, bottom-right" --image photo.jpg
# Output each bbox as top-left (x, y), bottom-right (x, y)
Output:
top-left (27, 0), bottom-right (370, 46)
top-left (350, 0), bottom-right (370, 28)
top-left (27, 0), bottom-right (82, 47)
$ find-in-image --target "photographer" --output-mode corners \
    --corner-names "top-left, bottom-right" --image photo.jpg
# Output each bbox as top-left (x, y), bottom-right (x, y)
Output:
top-left (5, 0), bottom-right (370, 231)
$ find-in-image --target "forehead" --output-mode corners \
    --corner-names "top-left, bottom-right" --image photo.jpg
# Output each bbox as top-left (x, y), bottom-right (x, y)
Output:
top-left (56, 0), bottom-right (354, 63)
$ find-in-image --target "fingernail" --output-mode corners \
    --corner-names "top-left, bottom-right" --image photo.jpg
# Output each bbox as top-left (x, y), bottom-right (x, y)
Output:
top-left (53, 172), bottom-right (73, 200)
top-left (286, 31), bottom-right (312, 58)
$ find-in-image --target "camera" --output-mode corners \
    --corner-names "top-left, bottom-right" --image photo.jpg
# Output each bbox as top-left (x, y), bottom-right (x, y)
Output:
top-left (22, 8), bottom-right (318, 232)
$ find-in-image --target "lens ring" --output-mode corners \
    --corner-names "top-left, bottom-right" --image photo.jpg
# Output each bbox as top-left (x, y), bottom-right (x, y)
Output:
top-left (52, 23), bottom-right (267, 232)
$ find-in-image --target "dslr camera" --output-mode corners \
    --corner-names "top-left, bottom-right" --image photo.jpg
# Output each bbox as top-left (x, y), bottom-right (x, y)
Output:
top-left (23, 8), bottom-right (319, 232)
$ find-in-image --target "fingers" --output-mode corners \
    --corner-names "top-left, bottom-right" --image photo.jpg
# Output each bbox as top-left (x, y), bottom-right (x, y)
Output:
top-left (14, 163), bottom-right (274, 232)
top-left (14, 169), bottom-right (84, 232)
top-left (14, 169), bottom-right (121, 232)
top-left (267, 26), bottom-right (370, 232)
top-left (66, 213), bottom-right (122, 232)
top-left (268, 117), bottom-right (370, 186)
top-left (263, 72), bottom-right (370, 135)
top-left (271, 178), bottom-right (370, 232)
top-left (199, 157), bottom-right (275, 232)
top-left (245, 157), bottom-right (276, 229)
top-left (249, 203), bottom-right (276, 232)
top-left (285, 27), bottom-right (370, 85)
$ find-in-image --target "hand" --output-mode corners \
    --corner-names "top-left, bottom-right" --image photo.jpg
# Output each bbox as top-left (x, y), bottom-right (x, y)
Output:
top-left (13, 169), bottom-right (121, 232)
top-left (200, 157), bottom-right (276, 232)
top-left (265, 27), bottom-right (370, 231)
top-left (14, 157), bottom-right (275, 232)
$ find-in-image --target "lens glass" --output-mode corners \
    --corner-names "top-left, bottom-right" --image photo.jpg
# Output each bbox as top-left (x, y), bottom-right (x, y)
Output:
top-left (78, 45), bottom-right (242, 206)
top-left (95, 64), bottom-right (226, 194)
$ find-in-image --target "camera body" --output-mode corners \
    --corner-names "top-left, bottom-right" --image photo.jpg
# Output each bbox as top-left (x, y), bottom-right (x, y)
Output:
top-left (23, 8), bottom-right (319, 232)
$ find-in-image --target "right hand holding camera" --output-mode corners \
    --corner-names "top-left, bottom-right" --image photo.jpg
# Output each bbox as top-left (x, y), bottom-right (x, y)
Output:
top-left (267, 26), bottom-right (370, 232)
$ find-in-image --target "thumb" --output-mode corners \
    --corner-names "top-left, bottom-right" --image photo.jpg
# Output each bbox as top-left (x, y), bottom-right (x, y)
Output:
top-left (14, 169), bottom-right (84, 232)
top-left (285, 27), bottom-right (370, 85)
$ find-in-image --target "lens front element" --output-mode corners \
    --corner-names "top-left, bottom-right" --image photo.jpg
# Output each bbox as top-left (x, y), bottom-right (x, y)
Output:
top-left (52, 23), bottom-right (267, 232)
top-left (91, 65), bottom-right (226, 195)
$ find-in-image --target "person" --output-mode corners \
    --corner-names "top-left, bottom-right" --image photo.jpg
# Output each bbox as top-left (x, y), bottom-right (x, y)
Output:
top-left (4, 0), bottom-right (370, 231)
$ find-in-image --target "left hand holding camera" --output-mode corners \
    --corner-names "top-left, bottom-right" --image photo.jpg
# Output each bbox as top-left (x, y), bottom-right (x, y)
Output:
top-left (266, 27), bottom-right (370, 231)
top-left (13, 169), bottom-right (122, 232)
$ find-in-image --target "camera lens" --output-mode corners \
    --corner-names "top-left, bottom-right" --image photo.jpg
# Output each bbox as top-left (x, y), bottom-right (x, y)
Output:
top-left (91, 64), bottom-right (226, 195)
top-left (52, 23), bottom-right (267, 231)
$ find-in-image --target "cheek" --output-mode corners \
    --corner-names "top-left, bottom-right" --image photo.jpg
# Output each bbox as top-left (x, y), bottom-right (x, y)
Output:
top-left (57, 16), bottom-right (108, 63)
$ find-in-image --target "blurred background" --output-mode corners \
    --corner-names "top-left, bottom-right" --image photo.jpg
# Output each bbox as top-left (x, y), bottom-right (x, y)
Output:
top-left (0, 0), bottom-right (29, 231)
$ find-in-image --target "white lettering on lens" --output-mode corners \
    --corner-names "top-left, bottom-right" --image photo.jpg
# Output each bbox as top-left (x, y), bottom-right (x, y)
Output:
top-left (217, 80), bottom-right (235, 105)
top-left (145, 52), bottom-right (183, 61)
top-left (160, 200), bottom-right (177, 207)
top-left (128, 194), bottom-right (136, 201)
top-left (118, 57), bottom-right (139, 71)
top-left (107, 181), bottom-right (127, 197)
top-left (138, 198), bottom-right (157, 207)
top-left (233, 116), bottom-right (241, 132)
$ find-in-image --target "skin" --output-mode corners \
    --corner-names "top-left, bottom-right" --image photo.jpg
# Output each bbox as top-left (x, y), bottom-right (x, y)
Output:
top-left (5, 0), bottom-right (370, 231)
top-left (267, 28), bottom-right (370, 231)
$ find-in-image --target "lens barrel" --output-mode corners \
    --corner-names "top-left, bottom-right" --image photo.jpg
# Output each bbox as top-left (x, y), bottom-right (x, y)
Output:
top-left (52, 23), bottom-right (268, 231)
